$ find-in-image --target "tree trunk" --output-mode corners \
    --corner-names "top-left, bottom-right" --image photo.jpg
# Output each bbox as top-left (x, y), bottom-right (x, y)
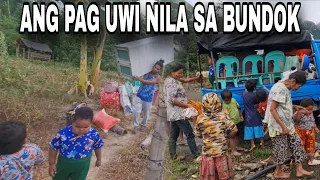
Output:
top-left (78, 35), bottom-right (88, 94)
top-left (144, 86), bottom-right (168, 180)
top-left (90, 27), bottom-right (107, 92)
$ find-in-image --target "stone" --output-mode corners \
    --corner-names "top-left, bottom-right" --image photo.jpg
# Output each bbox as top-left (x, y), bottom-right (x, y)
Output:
top-left (244, 170), bottom-right (250, 176)
top-left (234, 166), bottom-right (243, 171)
top-left (233, 174), bottom-right (243, 180)
top-left (242, 163), bottom-right (262, 170)
top-left (266, 173), bottom-right (274, 179)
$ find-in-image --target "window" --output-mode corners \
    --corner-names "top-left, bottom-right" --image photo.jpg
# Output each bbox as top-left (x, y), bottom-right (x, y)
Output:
top-left (120, 65), bottom-right (132, 76)
top-left (117, 49), bottom-right (129, 61)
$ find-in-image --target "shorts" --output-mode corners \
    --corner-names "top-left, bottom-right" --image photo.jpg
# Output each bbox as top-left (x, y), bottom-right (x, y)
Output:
top-left (244, 126), bottom-right (264, 140)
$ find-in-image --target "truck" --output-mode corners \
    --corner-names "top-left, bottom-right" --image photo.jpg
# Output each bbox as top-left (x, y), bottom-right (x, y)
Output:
top-left (197, 30), bottom-right (320, 119)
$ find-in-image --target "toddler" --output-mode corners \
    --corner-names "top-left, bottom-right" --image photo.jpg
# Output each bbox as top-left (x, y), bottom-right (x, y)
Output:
top-left (0, 121), bottom-right (45, 179)
top-left (49, 107), bottom-right (104, 180)
top-left (256, 86), bottom-right (270, 120)
top-left (221, 89), bottom-right (244, 156)
top-left (294, 98), bottom-right (320, 165)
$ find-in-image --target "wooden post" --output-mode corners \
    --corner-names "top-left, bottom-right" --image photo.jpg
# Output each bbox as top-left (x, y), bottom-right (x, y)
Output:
top-left (210, 51), bottom-right (219, 90)
top-left (144, 66), bottom-right (168, 180)
top-left (197, 51), bottom-right (203, 88)
top-left (22, 48), bottom-right (25, 60)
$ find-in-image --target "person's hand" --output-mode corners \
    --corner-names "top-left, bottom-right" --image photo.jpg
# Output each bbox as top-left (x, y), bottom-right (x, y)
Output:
top-left (298, 108), bottom-right (308, 115)
top-left (281, 126), bottom-right (290, 135)
top-left (95, 159), bottom-right (102, 167)
top-left (186, 104), bottom-right (193, 108)
top-left (49, 164), bottom-right (56, 177)
top-left (316, 128), bottom-right (320, 134)
top-left (240, 116), bottom-right (244, 122)
top-left (294, 105), bottom-right (304, 111)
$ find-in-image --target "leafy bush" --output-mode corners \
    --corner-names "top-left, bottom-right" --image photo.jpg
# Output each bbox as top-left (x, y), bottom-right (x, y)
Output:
top-left (0, 31), bottom-right (8, 57)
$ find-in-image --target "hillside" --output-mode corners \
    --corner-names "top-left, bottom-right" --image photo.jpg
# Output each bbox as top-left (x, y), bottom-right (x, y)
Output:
top-left (0, 57), bottom-right (152, 179)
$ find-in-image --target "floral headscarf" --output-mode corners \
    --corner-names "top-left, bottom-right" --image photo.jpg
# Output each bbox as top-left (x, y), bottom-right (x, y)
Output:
top-left (201, 92), bottom-right (222, 117)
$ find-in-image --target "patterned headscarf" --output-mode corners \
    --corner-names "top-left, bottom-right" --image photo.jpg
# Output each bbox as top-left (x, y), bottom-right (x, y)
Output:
top-left (201, 92), bottom-right (222, 117)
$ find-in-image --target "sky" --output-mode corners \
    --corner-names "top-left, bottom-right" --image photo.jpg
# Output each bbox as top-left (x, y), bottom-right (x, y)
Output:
top-left (140, 0), bottom-right (320, 24)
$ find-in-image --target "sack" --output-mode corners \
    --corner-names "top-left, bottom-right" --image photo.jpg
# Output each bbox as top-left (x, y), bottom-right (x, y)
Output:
top-left (183, 107), bottom-right (198, 119)
top-left (93, 109), bottom-right (120, 133)
top-left (100, 89), bottom-right (120, 111)
top-left (119, 85), bottom-right (133, 116)
top-left (188, 100), bottom-right (202, 116)
top-left (104, 81), bottom-right (119, 93)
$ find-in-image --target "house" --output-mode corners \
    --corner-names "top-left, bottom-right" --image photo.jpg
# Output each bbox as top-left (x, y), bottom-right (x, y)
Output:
top-left (16, 38), bottom-right (53, 61)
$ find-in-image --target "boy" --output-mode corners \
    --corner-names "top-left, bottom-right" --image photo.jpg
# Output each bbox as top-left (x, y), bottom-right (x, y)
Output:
top-left (0, 121), bottom-right (45, 179)
top-left (243, 79), bottom-right (264, 151)
top-left (49, 107), bottom-right (104, 180)
top-left (221, 89), bottom-right (244, 156)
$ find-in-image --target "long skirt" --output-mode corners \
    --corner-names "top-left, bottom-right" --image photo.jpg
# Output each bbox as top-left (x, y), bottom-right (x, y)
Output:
top-left (200, 154), bottom-right (234, 180)
top-left (53, 153), bottom-right (92, 180)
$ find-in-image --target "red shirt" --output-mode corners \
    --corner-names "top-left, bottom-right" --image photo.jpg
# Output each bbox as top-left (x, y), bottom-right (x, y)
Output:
top-left (258, 99), bottom-right (268, 116)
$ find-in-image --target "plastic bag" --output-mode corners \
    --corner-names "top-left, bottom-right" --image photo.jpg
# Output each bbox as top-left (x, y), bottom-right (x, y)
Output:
top-left (188, 100), bottom-right (202, 116)
top-left (124, 81), bottom-right (133, 97)
top-left (93, 109), bottom-right (120, 133)
top-left (119, 85), bottom-right (133, 116)
top-left (104, 81), bottom-right (119, 93)
top-left (100, 89), bottom-right (120, 111)
top-left (183, 107), bottom-right (198, 119)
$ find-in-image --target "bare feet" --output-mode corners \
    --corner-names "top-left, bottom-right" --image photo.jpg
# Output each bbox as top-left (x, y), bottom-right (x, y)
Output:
top-left (260, 143), bottom-right (265, 149)
top-left (296, 168), bottom-right (314, 177)
top-left (249, 145), bottom-right (256, 152)
top-left (274, 171), bottom-right (291, 179)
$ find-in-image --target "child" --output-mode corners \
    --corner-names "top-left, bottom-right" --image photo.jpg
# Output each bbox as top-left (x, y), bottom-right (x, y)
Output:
top-left (221, 89), bottom-right (244, 156)
top-left (49, 107), bottom-right (104, 180)
top-left (256, 86), bottom-right (270, 120)
top-left (243, 79), bottom-right (264, 151)
top-left (195, 92), bottom-right (237, 180)
top-left (0, 121), bottom-right (45, 179)
top-left (294, 98), bottom-right (320, 165)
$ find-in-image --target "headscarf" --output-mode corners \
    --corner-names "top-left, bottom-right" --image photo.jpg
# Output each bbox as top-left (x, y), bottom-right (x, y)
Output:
top-left (201, 92), bottom-right (222, 117)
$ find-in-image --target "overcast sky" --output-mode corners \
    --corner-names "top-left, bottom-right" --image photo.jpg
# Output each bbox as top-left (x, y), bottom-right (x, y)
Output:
top-left (140, 0), bottom-right (320, 24)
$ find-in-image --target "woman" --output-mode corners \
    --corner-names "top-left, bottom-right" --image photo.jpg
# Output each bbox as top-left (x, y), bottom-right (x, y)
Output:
top-left (164, 63), bottom-right (200, 160)
top-left (195, 92), bottom-right (237, 180)
top-left (132, 59), bottom-right (164, 134)
top-left (265, 71), bottom-right (313, 179)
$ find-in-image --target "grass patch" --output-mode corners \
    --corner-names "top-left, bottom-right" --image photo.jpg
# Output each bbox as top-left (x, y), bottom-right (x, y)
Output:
top-left (164, 152), bottom-right (200, 180)
top-left (252, 147), bottom-right (273, 159)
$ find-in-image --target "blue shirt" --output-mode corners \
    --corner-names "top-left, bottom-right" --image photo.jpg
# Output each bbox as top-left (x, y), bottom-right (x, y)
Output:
top-left (49, 126), bottom-right (104, 159)
top-left (137, 73), bottom-right (159, 102)
top-left (209, 64), bottom-right (225, 77)
top-left (243, 92), bottom-right (262, 127)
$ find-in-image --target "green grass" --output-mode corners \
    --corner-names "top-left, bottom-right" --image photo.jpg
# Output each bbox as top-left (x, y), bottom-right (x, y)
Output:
top-left (164, 152), bottom-right (200, 180)
top-left (252, 147), bottom-right (273, 159)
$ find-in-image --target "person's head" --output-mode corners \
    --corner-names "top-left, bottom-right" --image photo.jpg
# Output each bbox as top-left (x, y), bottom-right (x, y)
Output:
top-left (0, 121), bottom-right (27, 155)
top-left (202, 92), bottom-right (222, 116)
top-left (72, 107), bottom-right (94, 136)
top-left (152, 59), bottom-right (165, 74)
top-left (169, 63), bottom-right (185, 79)
top-left (207, 55), bottom-right (213, 64)
top-left (221, 89), bottom-right (232, 104)
top-left (256, 89), bottom-right (268, 103)
top-left (245, 79), bottom-right (257, 92)
top-left (300, 98), bottom-right (315, 115)
top-left (285, 71), bottom-right (307, 91)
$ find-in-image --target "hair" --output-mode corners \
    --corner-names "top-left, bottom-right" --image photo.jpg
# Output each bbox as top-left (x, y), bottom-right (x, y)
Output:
top-left (154, 59), bottom-right (165, 68)
top-left (169, 63), bottom-right (185, 73)
top-left (245, 79), bottom-right (257, 92)
top-left (256, 89), bottom-right (268, 102)
top-left (288, 71), bottom-right (307, 85)
top-left (221, 89), bottom-right (232, 100)
top-left (73, 107), bottom-right (94, 122)
top-left (291, 66), bottom-right (297, 71)
top-left (0, 121), bottom-right (27, 155)
top-left (300, 98), bottom-right (315, 108)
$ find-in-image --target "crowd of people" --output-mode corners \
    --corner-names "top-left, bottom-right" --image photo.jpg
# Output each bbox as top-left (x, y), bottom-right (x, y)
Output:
top-left (0, 59), bottom-right (319, 180)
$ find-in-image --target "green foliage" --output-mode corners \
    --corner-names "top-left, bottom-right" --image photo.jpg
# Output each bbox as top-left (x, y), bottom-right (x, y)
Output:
top-left (0, 31), bottom-right (8, 57)
top-left (252, 147), bottom-right (273, 158)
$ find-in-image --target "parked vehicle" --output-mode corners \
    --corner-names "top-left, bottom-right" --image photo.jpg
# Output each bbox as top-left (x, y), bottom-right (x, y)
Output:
top-left (197, 31), bottom-right (320, 119)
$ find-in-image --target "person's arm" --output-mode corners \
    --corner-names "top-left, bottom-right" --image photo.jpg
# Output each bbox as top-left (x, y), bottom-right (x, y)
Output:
top-left (165, 80), bottom-right (191, 108)
top-left (236, 103), bottom-right (244, 121)
top-left (48, 147), bottom-right (58, 177)
top-left (94, 148), bottom-right (102, 167)
top-left (194, 118), bottom-right (203, 139)
top-left (93, 133), bottom-right (104, 167)
top-left (178, 76), bottom-right (200, 83)
top-left (134, 76), bottom-right (160, 85)
top-left (269, 100), bottom-right (289, 134)
top-left (293, 110), bottom-right (304, 122)
top-left (34, 145), bottom-right (46, 166)
top-left (172, 99), bottom-right (192, 108)
top-left (225, 115), bottom-right (237, 138)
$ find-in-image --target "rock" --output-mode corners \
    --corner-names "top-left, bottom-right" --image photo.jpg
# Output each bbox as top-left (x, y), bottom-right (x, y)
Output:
top-left (233, 174), bottom-right (243, 180)
top-left (244, 170), bottom-right (250, 176)
top-left (258, 168), bottom-right (263, 171)
top-left (191, 175), bottom-right (198, 179)
top-left (266, 173), bottom-right (274, 179)
top-left (234, 166), bottom-right (243, 171)
top-left (242, 163), bottom-right (262, 170)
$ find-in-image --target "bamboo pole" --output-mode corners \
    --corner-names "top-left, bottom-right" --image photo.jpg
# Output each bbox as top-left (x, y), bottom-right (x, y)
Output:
top-left (197, 51), bottom-right (203, 88)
